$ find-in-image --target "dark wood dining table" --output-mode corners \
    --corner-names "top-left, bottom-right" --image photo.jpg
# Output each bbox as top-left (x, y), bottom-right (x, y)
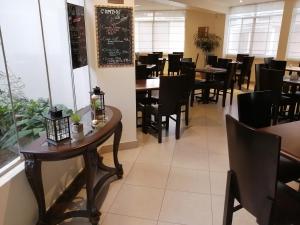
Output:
top-left (136, 78), bottom-right (160, 92)
top-left (259, 121), bottom-right (300, 162)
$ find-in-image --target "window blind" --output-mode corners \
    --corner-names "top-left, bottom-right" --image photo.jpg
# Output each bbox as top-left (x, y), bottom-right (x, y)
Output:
top-left (226, 1), bottom-right (283, 57)
top-left (135, 11), bottom-right (185, 53)
top-left (286, 1), bottom-right (300, 60)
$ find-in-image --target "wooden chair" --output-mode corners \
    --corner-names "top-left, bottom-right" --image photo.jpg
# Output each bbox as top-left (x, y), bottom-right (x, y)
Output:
top-left (237, 91), bottom-right (300, 183)
top-left (236, 53), bottom-right (249, 62)
top-left (264, 57), bottom-right (274, 67)
top-left (217, 58), bottom-right (232, 69)
top-left (206, 55), bottom-right (218, 67)
top-left (224, 115), bottom-right (300, 225)
top-left (236, 56), bottom-right (255, 90)
top-left (168, 54), bottom-right (182, 75)
top-left (138, 55), bottom-right (149, 65)
top-left (153, 51), bottom-right (163, 58)
top-left (148, 75), bottom-right (186, 143)
top-left (256, 67), bottom-right (296, 123)
top-left (270, 60), bottom-right (287, 71)
top-left (214, 62), bottom-right (237, 107)
top-left (173, 52), bottom-right (184, 58)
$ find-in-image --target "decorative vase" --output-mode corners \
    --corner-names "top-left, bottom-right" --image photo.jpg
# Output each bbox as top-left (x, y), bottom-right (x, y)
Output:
top-left (72, 123), bottom-right (84, 141)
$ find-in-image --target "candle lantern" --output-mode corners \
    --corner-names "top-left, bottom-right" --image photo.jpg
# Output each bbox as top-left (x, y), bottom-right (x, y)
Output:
top-left (90, 86), bottom-right (105, 125)
top-left (44, 107), bottom-right (71, 145)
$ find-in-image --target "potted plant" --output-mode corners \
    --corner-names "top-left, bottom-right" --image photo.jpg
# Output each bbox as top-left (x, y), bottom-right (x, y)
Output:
top-left (194, 33), bottom-right (222, 66)
top-left (70, 113), bottom-right (84, 140)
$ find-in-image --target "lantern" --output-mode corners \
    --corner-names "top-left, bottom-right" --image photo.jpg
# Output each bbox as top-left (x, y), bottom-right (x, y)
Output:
top-left (44, 107), bottom-right (71, 145)
top-left (90, 86), bottom-right (105, 126)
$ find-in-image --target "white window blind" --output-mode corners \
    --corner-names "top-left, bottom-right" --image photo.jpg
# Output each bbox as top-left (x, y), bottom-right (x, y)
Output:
top-left (226, 1), bottom-right (283, 57)
top-left (287, 1), bottom-right (300, 60)
top-left (135, 11), bottom-right (185, 53)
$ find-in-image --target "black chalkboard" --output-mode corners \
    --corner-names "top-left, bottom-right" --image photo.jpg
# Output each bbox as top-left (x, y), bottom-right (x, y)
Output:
top-left (96, 6), bottom-right (133, 67)
top-left (67, 3), bottom-right (88, 69)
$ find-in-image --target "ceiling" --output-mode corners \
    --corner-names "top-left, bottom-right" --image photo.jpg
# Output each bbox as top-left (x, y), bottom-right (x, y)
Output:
top-left (135, 0), bottom-right (277, 14)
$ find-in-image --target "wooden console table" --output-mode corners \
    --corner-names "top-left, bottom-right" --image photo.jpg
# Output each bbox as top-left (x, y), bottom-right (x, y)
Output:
top-left (21, 106), bottom-right (123, 225)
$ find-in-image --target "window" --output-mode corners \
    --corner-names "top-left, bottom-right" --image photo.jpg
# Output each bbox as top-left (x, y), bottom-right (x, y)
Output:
top-left (226, 1), bottom-right (284, 57)
top-left (287, 1), bottom-right (300, 60)
top-left (135, 11), bottom-right (185, 53)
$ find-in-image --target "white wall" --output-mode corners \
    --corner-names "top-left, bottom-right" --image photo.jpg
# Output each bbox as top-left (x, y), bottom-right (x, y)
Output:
top-left (85, 0), bottom-right (137, 145)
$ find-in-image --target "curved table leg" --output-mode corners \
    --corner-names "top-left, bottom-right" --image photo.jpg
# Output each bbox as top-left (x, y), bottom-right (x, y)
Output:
top-left (84, 150), bottom-right (101, 225)
top-left (24, 156), bottom-right (47, 225)
top-left (113, 121), bottom-right (123, 178)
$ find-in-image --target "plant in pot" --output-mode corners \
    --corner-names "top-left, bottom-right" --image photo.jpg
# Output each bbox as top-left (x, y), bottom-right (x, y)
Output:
top-left (194, 33), bottom-right (222, 66)
top-left (70, 113), bottom-right (84, 140)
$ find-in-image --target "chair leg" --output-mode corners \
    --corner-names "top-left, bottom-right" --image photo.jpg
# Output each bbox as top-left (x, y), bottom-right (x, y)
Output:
top-left (191, 90), bottom-right (195, 107)
top-left (185, 103), bottom-right (189, 126)
top-left (165, 116), bottom-right (169, 131)
top-left (175, 111), bottom-right (181, 140)
top-left (230, 84), bottom-right (234, 105)
top-left (158, 115), bottom-right (162, 143)
top-left (223, 171), bottom-right (235, 225)
top-left (216, 89), bottom-right (220, 103)
top-left (222, 89), bottom-right (227, 107)
top-left (246, 77), bottom-right (250, 90)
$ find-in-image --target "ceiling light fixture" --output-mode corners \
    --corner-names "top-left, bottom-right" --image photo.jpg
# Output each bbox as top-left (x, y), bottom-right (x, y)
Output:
top-left (240, 0), bottom-right (243, 2)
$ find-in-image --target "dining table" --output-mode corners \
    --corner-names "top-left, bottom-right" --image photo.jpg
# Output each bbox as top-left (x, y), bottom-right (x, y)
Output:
top-left (259, 121), bottom-right (300, 163)
top-left (136, 78), bottom-right (160, 92)
top-left (285, 66), bottom-right (300, 73)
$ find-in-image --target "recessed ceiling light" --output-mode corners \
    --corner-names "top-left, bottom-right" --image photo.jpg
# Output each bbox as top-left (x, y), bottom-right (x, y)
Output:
top-left (240, 0), bottom-right (243, 2)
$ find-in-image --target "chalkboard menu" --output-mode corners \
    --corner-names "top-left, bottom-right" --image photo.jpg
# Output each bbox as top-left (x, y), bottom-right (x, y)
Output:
top-left (67, 3), bottom-right (88, 69)
top-left (95, 6), bottom-right (133, 67)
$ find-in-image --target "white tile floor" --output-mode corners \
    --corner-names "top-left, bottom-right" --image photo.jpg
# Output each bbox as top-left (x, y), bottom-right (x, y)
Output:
top-left (60, 94), bottom-right (259, 225)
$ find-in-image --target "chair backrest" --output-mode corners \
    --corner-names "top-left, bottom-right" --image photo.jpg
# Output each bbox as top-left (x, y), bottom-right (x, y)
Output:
top-left (180, 65), bottom-right (196, 101)
top-left (269, 60), bottom-right (287, 71)
top-left (256, 67), bottom-right (284, 104)
top-left (223, 62), bottom-right (237, 89)
top-left (264, 57), bottom-right (274, 67)
top-left (181, 58), bottom-right (193, 63)
top-left (159, 75), bottom-right (186, 114)
top-left (236, 53), bottom-right (249, 62)
top-left (181, 61), bottom-right (196, 75)
top-left (168, 54), bottom-right (182, 73)
top-left (153, 52), bottom-right (163, 58)
top-left (240, 56), bottom-right (255, 78)
top-left (138, 55), bottom-right (149, 64)
top-left (255, 64), bottom-right (267, 90)
top-left (226, 115), bottom-right (281, 225)
top-left (148, 53), bottom-right (159, 65)
top-left (217, 58), bottom-right (232, 69)
top-left (206, 55), bottom-right (218, 67)
top-left (237, 91), bottom-right (273, 128)
top-left (173, 52), bottom-right (184, 58)
top-left (135, 64), bottom-right (149, 80)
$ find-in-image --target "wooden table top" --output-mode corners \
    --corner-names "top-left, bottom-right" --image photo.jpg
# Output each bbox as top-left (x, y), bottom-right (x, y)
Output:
top-left (286, 66), bottom-right (300, 73)
top-left (259, 121), bottom-right (300, 162)
top-left (196, 67), bottom-right (227, 74)
top-left (136, 78), bottom-right (160, 92)
top-left (21, 106), bottom-right (122, 160)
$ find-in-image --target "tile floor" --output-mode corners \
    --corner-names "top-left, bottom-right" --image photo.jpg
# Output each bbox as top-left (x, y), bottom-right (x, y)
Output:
top-left (61, 94), bottom-right (259, 225)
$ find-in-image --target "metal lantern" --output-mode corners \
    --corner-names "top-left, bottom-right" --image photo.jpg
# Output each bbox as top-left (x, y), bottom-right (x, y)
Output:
top-left (90, 86), bottom-right (105, 124)
top-left (44, 107), bottom-right (71, 145)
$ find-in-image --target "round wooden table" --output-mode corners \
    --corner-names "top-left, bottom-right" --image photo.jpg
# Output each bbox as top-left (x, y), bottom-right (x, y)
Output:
top-left (21, 106), bottom-right (123, 225)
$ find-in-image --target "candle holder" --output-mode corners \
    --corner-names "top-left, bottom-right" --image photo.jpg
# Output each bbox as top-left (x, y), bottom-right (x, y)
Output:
top-left (90, 86), bottom-right (105, 127)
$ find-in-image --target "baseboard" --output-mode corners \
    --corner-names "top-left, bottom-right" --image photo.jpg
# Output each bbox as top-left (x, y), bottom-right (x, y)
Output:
top-left (100, 141), bottom-right (139, 154)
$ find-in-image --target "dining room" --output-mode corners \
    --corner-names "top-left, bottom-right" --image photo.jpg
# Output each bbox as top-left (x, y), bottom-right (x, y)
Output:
top-left (0, 0), bottom-right (300, 225)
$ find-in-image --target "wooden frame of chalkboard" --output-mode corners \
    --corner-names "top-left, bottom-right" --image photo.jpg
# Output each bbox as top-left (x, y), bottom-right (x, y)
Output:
top-left (95, 6), bottom-right (134, 67)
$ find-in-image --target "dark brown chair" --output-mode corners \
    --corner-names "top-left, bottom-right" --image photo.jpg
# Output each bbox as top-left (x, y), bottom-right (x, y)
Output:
top-left (173, 52), bottom-right (184, 58)
top-left (270, 60), bottom-right (287, 71)
top-left (135, 64), bottom-right (150, 80)
top-left (236, 56), bottom-right (255, 90)
top-left (224, 115), bottom-right (300, 225)
top-left (138, 55), bottom-right (149, 65)
top-left (264, 57), bottom-right (274, 67)
top-left (148, 75), bottom-right (186, 143)
top-left (237, 91), bottom-right (300, 184)
top-left (153, 51), bottom-right (163, 58)
top-left (206, 55), bottom-right (218, 67)
top-left (256, 67), bottom-right (296, 123)
top-left (217, 58), bottom-right (232, 69)
top-left (214, 62), bottom-right (237, 107)
top-left (168, 54), bottom-right (182, 75)
top-left (236, 53), bottom-right (249, 62)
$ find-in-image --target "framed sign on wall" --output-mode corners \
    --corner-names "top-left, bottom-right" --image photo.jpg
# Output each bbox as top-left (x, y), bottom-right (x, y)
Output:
top-left (95, 6), bottom-right (134, 67)
top-left (67, 3), bottom-right (88, 69)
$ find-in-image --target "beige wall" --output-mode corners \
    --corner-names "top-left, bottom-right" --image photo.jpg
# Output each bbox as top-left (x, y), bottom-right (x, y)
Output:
top-left (184, 9), bottom-right (226, 68)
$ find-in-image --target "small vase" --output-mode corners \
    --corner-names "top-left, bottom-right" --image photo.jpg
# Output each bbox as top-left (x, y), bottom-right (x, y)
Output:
top-left (72, 123), bottom-right (84, 141)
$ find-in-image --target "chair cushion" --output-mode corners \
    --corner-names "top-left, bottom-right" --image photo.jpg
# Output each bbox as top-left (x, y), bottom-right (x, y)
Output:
top-left (278, 156), bottom-right (300, 183)
top-left (273, 182), bottom-right (300, 225)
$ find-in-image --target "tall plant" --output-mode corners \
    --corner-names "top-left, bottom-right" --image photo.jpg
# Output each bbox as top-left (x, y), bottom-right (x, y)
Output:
top-left (194, 33), bottom-right (222, 55)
